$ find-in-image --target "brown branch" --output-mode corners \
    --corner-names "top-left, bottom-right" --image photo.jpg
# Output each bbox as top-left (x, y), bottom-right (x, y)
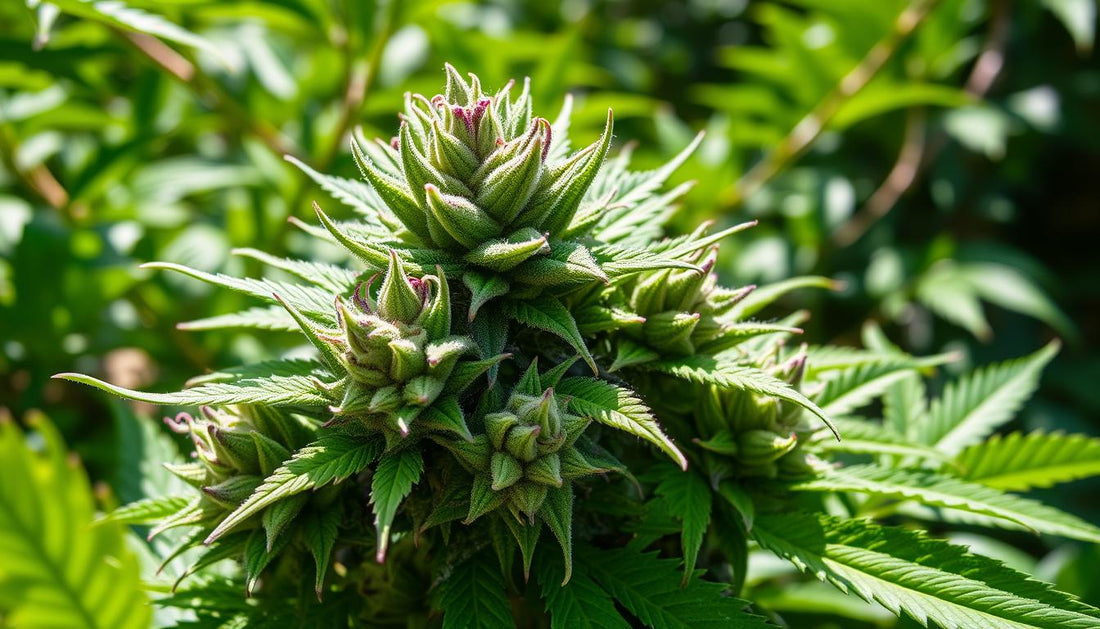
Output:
top-left (123, 30), bottom-right (195, 81)
top-left (833, 108), bottom-right (927, 247)
top-left (830, 0), bottom-right (1011, 247)
top-left (722, 0), bottom-right (941, 210)
top-left (119, 30), bottom-right (301, 160)
top-left (0, 125), bottom-right (70, 211)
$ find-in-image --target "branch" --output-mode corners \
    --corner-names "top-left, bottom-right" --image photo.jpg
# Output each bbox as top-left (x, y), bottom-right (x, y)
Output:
top-left (829, 0), bottom-right (1011, 247)
top-left (723, 0), bottom-right (940, 210)
top-left (832, 108), bottom-right (927, 247)
top-left (0, 124), bottom-right (70, 211)
top-left (317, 0), bottom-right (400, 172)
top-left (119, 30), bottom-right (301, 160)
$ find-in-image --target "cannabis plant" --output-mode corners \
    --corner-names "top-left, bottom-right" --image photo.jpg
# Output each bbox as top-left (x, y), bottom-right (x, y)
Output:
top-left (59, 67), bottom-right (1100, 628)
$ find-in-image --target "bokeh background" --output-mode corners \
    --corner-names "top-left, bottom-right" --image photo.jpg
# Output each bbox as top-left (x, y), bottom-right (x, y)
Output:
top-left (1, 0), bottom-right (1098, 623)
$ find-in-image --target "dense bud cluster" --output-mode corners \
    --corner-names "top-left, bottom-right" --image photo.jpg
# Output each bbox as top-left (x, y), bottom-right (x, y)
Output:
top-left (63, 65), bottom-right (838, 605)
top-left (325, 251), bottom-right (476, 439)
top-left (54, 63), bottom-right (1100, 629)
top-left (693, 350), bottom-right (825, 480)
top-left (159, 406), bottom-right (316, 553)
top-left (354, 64), bottom-right (612, 295)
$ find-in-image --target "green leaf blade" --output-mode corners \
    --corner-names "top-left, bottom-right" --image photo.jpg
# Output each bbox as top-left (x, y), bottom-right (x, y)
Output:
top-left (557, 377), bottom-right (686, 470)
top-left (207, 434), bottom-right (381, 543)
top-left (754, 513), bottom-right (1100, 629)
top-left (371, 447), bottom-right (424, 562)
top-left (437, 552), bottom-right (516, 629)
top-left (919, 342), bottom-right (1059, 454)
top-left (580, 546), bottom-right (771, 629)
top-left (956, 431), bottom-right (1100, 491)
top-left (793, 464), bottom-right (1100, 543)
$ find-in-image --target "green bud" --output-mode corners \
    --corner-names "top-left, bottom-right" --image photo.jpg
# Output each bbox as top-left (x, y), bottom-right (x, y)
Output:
top-left (503, 78), bottom-right (532, 138)
top-left (525, 453), bottom-right (563, 487)
top-left (345, 357), bottom-right (391, 387)
top-left (402, 93), bottom-right (434, 151)
top-left (423, 184), bottom-right (503, 249)
top-left (400, 122), bottom-right (467, 198)
top-left (430, 117), bottom-right (479, 180)
top-left (505, 424), bottom-right (542, 462)
top-left (512, 241), bottom-right (609, 286)
top-left (474, 118), bottom-right (548, 223)
top-left (419, 269), bottom-right (451, 338)
top-left (403, 375), bottom-right (445, 407)
top-left (202, 475), bottom-right (262, 508)
top-left (737, 430), bottom-right (798, 466)
top-left (517, 389), bottom-right (561, 438)
top-left (510, 482), bottom-right (548, 519)
top-left (630, 269), bottom-right (671, 316)
top-left (475, 98), bottom-right (505, 158)
top-left (208, 426), bottom-right (261, 473)
top-left (485, 412), bottom-right (519, 451)
top-left (490, 452), bottom-right (523, 491)
top-left (463, 228), bottom-right (549, 272)
top-left (664, 269), bottom-right (705, 313)
top-left (693, 430), bottom-right (739, 457)
top-left (425, 336), bottom-right (476, 379)
top-left (575, 305), bottom-right (646, 335)
top-left (523, 109), bottom-right (613, 234)
top-left (388, 337), bottom-right (427, 382)
top-left (643, 311), bottom-right (699, 355)
top-left (444, 62), bottom-right (472, 104)
top-left (368, 385), bottom-right (403, 414)
top-left (377, 251), bottom-right (424, 323)
top-left (331, 381), bottom-right (373, 415)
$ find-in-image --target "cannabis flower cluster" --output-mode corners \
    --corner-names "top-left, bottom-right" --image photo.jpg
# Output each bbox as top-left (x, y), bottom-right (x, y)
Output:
top-left (61, 65), bottom-right (832, 598)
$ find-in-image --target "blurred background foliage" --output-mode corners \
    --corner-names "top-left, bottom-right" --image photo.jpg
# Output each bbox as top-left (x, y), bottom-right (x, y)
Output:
top-left (1, 0), bottom-right (1098, 624)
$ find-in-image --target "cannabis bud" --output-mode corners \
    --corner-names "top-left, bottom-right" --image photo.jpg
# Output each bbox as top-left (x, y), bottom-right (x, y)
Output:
top-left (693, 349), bottom-right (825, 480)
top-left (325, 251), bottom-right (477, 440)
top-left (479, 385), bottom-right (579, 517)
top-left (157, 405), bottom-right (335, 593)
top-left (350, 63), bottom-right (613, 314)
top-left (63, 64), bottom-right (828, 600)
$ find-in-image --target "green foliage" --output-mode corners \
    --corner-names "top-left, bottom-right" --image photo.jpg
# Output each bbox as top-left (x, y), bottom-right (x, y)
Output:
top-left (579, 546), bottom-right (771, 628)
top-left (207, 433), bottom-right (381, 542)
top-left (2, 2), bottom-right (1098, 626)
top-left (918, 342), bottom-right (1060, 454)
top-left (436, 553), bottom-right (514, 629)
top-left (955, 431), bottom-right (1100, 491)
top-left (0, 413), bottom-right (150, 629)
top-left (792, 464), bottom-right (1100, 543)
top-left (754, 513), bottom-right (1100, 629)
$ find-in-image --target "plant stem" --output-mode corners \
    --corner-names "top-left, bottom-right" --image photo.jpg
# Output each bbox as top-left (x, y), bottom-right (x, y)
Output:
top-left (832, 108), bottom-right (927, 247)
top-left (829, 0), bottom-right (1011, 247)
top-left (277, 1), bottom-right (400, 253)
top-left (120, 30), bottom-right (301, 161)
top-left (722, 0), bottom-right (940, 210)
top-left (0, 123), bottom-right (70, 212)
